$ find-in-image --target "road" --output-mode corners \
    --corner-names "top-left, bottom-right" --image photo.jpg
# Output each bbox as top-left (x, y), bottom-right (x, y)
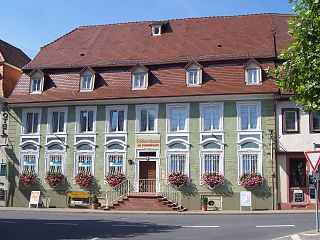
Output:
top-left (0, 211), bottom-right (317, 240)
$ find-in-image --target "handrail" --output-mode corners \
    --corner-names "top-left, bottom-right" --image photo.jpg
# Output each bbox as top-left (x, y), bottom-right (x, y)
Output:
top-left (158, 180), bottom-right (183, 210)
top-left (106, 179), bottom-right (131, 206)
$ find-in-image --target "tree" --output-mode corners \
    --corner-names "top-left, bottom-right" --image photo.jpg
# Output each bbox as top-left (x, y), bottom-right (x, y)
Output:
top-left (275, 0), bottom-right (320, 110)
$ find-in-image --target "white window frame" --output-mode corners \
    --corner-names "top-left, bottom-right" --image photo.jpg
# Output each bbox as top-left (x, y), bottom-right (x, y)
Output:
top-left (245, 63), bottom-right (262, 85)
top-left (20, 151), bottom-right (39, 173)
top-left (238, 151), bottom-right (262, 176)
top-left (74, 151), bottom-right (95, 175)
top-left (47, 107), bottom-right (68, 134)
top-left (136, 104), bottom-right (159, 133)
top-left (166, 151), bottom-right (189, 176)
top-left (200, 151), bottom-right (224, 175)
top-left (105, 152), bottom-right (126, 175)
top-left (200, 102), bottom-right (224, 132)
top-left (80, 71), bottom-right (95, 91)
top-left (186, 64), bottom-right (202, 86)
top-left (29, 71), bottom-right (44, 94)
top-left (132, 71), bottom-right (148, 90)
top-left (45, 151), bottom-right (65, 174)
top-left (22, 108), bottom-right (42, 135)
top-left (236, 101), bottom-right (261, 131)
top-left (166, 103), bottom-right (190, 133)
top-left (106, 105), bottom-right (128, 133)
top-left (151, 25), bottom-right (162, 36)
top-left (75, 106), bottom-right (97, 134)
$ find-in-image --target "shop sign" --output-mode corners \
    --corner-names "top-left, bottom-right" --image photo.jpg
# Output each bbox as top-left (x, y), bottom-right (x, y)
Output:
top-left (135, 135), bottom-right (160, 148)
top-left (68, 191), bottom-right (89, 199)
top-left (1, 109), bottom-right (9, 137)
top-left (110, 162), bottom-right (122, 167)
top-left (29, 191), bottom-right (41, 208)
top-left (294, 190), bottom-right (303, 203)
top-left (240, 191), bottom-right (251, 207)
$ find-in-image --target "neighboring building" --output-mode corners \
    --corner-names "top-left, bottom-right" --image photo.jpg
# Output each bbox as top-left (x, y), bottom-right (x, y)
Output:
top-left (6, 14), bottom-right (291, 210)
top-left (276, 94), bottom-right (320, 209)
top-left (0, 39), bottom-right (30, 206)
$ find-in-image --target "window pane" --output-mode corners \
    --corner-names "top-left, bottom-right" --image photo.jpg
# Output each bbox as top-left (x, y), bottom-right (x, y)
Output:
top-left (107, 154), bottom-right (123, 174)
top-left (179, 109), bottom-right (186, 130)
top-left (33, 113), bottom-right (39, 133)
top-left (23, 154), bottom-right (36, 172)
top-left (242, 153), bottom-right (258, 173)
top-left (312, 112), bottom-right (320, 131)
top-left (204, 154), bottom-right (220, 173)
top-left (289, 159), bottom-right (306, 187)
top-left (189, 71), bottom-right (198, 85)
top-left (171, 109), bottom-right (179, 131)
top-left (118, 110), bottom-right (124, 131)
top-left (59, 112), bottom-right (65, 132)
top-left (78, 154), bottom-right (92, 173)
top-left (26, 113), bottom-right (33, 134)
top-left (148, 109), bottom-right (155, 131)
top-left (170, 154), bottom-right (186, 173)
top-left (203, 107), bottom-right (212, 131)
top-left (49, 154), bottom-right (63, 172)
top-left (110, 110), bottom-right (117, 131)
top-left (134, 74), bottom-right (145, 88)
top-left (52, 112), bottom-right (58, 133)
top-left (212, 108), bottom-right (220, 130)
top-left (88, 111), bottom-right (93, 131)
top-left (141, 109), bottom-right (147, 131)
top-left (249, 106), bottom-right (257, 129)
top-left (285, 111), bottom-right (297, 131)
top-left (248, 69), bottom-right (258, 84)
top-left (240, 107), bottom-right (249, 130)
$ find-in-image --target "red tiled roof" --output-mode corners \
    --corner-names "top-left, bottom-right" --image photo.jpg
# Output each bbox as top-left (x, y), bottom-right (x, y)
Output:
top-left (0, 39), bottom-right (30, 68)
top-left (9, 14), bottom-right (291, 104)
top-left (25, 14), bottom-right (292, 69)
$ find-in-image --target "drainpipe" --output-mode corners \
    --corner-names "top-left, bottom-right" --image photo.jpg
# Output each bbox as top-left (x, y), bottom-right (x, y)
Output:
top-left (273, 93), bottom-right (280, 210)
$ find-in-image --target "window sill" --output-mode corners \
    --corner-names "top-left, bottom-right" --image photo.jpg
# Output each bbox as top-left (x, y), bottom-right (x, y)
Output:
top-left (237, 130), bottom-right (262, 133)
top-left (166, 131), bottom-right (190, 134)
top-left (132, 87), bottom-right (147, 91)
top-left (283, 131), bottom-right (300, 134)
top-left (79, 89), bottom-right (93, 92)
top-left (105, 132), bottom-right (128, 135)
top-left (135, 132), bottom-right (159, 135)
top-left (186, 84), bottom-right (202, 87)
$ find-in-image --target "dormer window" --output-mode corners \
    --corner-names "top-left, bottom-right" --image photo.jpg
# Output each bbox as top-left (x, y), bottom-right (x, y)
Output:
top-left (150, 21), bottom-right (167, 36)
top-left (185, 60), bottom-right (202, 87)
top-left (29, 69), bottom-right (44, 94)
top-left (244, 59), bottom-right (262, 85)
top-left (79, 67), bottom-right (95, 91)
top-left (131, 64), bottom-right (148, 90)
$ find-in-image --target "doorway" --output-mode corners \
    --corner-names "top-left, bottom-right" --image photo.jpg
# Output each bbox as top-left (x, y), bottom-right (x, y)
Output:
top-left (139, 161), bottom-right (156, 193)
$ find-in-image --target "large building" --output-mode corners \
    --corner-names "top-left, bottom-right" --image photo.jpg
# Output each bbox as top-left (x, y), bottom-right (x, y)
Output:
top-left (6, 14), bottom-right (292, 210)
top-left (0, 39), bottom-right (30, 206)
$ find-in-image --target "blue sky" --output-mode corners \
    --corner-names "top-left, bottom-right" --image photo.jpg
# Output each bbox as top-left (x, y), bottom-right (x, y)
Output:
top-left (1, 0), bottom-right (293, 58)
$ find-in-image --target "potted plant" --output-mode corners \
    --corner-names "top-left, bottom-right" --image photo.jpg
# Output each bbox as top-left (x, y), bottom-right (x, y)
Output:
top-left (74, 171), bottom-right (93, 188)
top-left (91, 195), bottom-right (101, 210)
top-left (201, 196), bottom-right (208, 211)
top-left (202, 171), bottom-right (224, 189)
top-left (168, 172), bottom-right (189, 188)
top-left (239, 172), bottom-right (263, 189)
top-left (44, 171), bottom-right (65, 187)
top-left (18, 171), bottom-right (38, 186)
top-left (104, 172), bottom-right (126, 187)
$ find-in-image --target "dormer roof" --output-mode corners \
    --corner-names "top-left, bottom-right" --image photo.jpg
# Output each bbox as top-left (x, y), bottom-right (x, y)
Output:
top-left (244, 58), bottom-right (262, 69)
top-left (184, 59), bottom-right (203, 70)
top-left (130, 64), bottom-right (148, 73)
top-left (79, 65), bottom-right (95, 75)
top-left (27, 68), bottom-right (45, 77)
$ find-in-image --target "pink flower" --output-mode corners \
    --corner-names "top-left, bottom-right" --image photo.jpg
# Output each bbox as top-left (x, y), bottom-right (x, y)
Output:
top-left (105, 172), bottom-right (126, 187)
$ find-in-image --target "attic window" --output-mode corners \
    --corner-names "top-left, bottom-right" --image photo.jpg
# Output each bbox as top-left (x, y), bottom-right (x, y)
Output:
top-left (79, 67), bottom-right (95, 91)
top-left (185, 61), bottom-right (203, 87)
top-left (29, 70), bottom-right (44, 94)
top-left (244, 59), bottom-right (262, 85)
top-left (150, 21), bottom-right (167, 36)
top-left (131, 65), bottom-right (148, 90)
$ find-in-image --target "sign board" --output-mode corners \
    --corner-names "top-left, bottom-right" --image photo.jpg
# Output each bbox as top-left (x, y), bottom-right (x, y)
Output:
top-left (294, 190), bottom-right (303, 203)
top-left (240, 191), bottom-right (251, 207)
top-left (310, 188), bottom-right (316, 199)
top-left (29, 191), bottom-right (41, 208)
top-left (0, 189), bottom-right (5, 201)
top-left (304, 150), bottom-right (320, 172)
top-left (135, 135), bottom-right (160, 149)
top-left (68, 191), bottom-right (89, 199)
top-left (110, 162), bottom-right (122, 167)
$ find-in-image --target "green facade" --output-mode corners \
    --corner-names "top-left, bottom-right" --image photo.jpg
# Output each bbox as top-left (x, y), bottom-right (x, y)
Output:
top-left (6, 99), bottom-right (276, 210)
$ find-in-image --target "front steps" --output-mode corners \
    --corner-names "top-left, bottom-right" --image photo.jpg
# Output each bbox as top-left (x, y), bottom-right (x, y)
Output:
top-left (104, 194), bottom-right (187, 211)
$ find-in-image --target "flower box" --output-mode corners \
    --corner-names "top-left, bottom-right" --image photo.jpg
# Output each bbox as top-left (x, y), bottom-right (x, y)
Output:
top-left (104, 172), bottom-right (126, 187)
top-left (45, 171), bottom-right (65, 187)
top-left (202, 171), bottom-right (224, 189)
top-left (74, 172), bottom-right (93, 188)
top-left (239, 172), bottom-right (263, 189)
top-left (18, 171), bottom-right (38, 186)
top-left (168, 172), bottom-right (189, 188)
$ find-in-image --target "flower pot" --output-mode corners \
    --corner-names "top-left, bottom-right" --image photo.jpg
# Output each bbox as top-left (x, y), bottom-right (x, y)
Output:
top-left (92, 203), bottom-right (100, 210)
top-left (201, 205), bottom-right (208, 211)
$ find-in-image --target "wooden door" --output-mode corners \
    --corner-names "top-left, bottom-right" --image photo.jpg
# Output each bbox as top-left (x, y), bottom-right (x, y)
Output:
top-left (139, 161), bottom-right (156, 192)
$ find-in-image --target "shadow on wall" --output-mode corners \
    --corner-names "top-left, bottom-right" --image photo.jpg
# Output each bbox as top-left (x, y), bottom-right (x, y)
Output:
top-left (250, 179), bottom-right (272, 199)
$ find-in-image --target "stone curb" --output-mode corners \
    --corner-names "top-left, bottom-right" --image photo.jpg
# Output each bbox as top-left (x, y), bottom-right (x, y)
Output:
top-left (0, 207), bottom-right (315, 215)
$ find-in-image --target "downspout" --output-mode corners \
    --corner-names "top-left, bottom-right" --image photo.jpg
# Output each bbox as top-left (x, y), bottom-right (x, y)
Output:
top-left (272, 93), bottom-right (280, 210)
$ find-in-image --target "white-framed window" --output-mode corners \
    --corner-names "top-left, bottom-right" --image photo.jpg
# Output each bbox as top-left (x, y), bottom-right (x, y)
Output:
top-left (201, 152), bottom-right (223, 174)
top-left (80, 70), bottom-right (95, 91)
top-left (282, 108), bottom-right (299, 133)
top-left (310, 111), bottom-right (320, 133)
top-left (106, 105), bottom-right (128, 133)
top-left (136, 105), bottom-right (158, 132)
top-left (22, 109), bottom-right (42, 134)
top-left (47, 107), bottom-right (68, 134)
top-left (133, 73), bottom-right (147, 89)
top-left (76, 106), bottom-right (97, 133)
top-left (46, 153), bottom-right (64, 173)
top-left (167, 104), bottom-right (190, 132)
top-left (245, 63), bottom-right (262, 85)
top-left (151, 25), bottom-right (162, 36)
top-left (239, 152), bottom-right (261, 174)
top-left (237, 101), bottom-right (261, 131)
top-left (186, 63), bottom-right (202, 86)
top-left (200, 102), bottom-right (223, 132)
top-left (29, 71), bottom-right (44, 94)
top-left (75, 153), bottom-right (93, 174)
top-left (105, 153), bottom-right (125, 174)
top-left (20, 153), bottom-right (38, 173)
top-left (168, 152), bottom-right (187, 174)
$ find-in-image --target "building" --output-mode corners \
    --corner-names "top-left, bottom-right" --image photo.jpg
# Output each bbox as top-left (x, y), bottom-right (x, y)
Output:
top-left (277, 94), bottom-right (320, 209)
top-left (0, 39), bottom-right (30, 206)
top-left (6, 14), bottom-right (291, 210)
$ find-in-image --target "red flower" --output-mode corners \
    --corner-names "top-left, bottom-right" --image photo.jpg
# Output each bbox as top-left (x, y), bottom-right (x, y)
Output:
top-left (202, 172), bottom-right (224, 188)
top-left (239, 172), bottom-right (263, 189)
top-left (104, 172), bottom-right (126, 187)
top-left (45, 171), bottom-right (65, 187)
top-left (74, 172), bottom-right (93, 188)
top-left (168, 172), bottom-right (189, 187)
top-left (18, 171), bottom-right (38, 186)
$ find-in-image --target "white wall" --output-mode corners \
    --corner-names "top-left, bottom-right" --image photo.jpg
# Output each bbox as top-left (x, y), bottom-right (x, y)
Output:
top-left (277, 101), bottom-right (320, 152)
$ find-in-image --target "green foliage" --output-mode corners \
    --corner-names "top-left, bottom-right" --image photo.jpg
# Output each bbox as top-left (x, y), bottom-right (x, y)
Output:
top-left (201, 196), bottom-right (208, 206)
top-left (275, 0), bottom-right (320, 110)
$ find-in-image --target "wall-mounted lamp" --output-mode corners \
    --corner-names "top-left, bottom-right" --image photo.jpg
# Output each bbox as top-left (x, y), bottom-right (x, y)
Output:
top-left (128, 159), bottom-right (134, 165)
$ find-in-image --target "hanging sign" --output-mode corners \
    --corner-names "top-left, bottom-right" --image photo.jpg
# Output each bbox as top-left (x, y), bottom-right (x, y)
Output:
top-left (135, 135), bottom-right (160, 148)
top-left (240, 191), bottom-right (251, 207)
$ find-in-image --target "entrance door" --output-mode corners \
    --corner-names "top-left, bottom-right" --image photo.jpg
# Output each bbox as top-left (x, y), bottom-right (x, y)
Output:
top-left (139, 161), bottom-right (156, 192)
top-left (289, 158), bottom-right (307, 203)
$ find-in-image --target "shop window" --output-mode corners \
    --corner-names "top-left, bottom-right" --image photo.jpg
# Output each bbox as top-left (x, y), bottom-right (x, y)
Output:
top-left (289, 159), bottom-right (306, 188)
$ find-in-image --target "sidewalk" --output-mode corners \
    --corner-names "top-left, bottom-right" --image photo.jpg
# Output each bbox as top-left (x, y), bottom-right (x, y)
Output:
top-left (0, 207), bottom-right (316, 215)
top-left (273, 230), bottom-right (320, 240)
